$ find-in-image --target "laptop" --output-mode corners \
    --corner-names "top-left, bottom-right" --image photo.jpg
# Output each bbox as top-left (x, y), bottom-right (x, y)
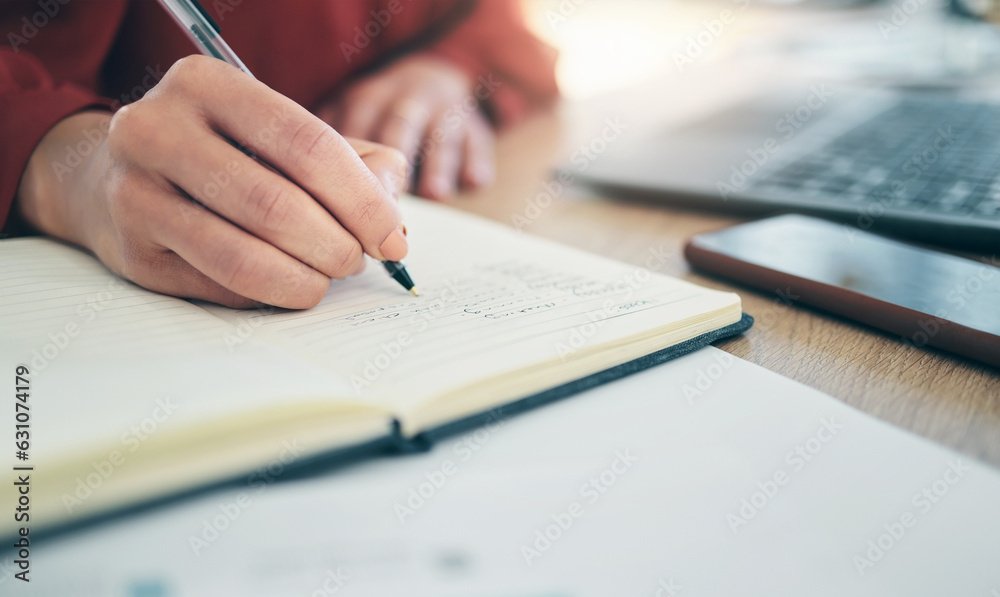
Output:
top-left (576, 84), bottom-right (1000, 251)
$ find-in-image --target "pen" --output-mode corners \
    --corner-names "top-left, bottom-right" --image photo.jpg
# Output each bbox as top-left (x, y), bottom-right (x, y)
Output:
top-left (155, 0), bottom-right (420, 297)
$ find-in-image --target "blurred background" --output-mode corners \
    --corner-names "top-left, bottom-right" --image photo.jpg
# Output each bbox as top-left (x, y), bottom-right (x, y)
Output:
top-left (520, 0), bottom-right (1000, 100)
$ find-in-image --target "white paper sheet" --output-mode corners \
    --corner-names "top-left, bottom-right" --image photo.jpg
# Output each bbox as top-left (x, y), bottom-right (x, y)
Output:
top-left (7, 348), bottom-right (999, 596)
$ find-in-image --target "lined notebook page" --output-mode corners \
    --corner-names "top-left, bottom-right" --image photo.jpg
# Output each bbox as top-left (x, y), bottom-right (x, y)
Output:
top-left (0, 239), bottom-right (367, 460)
top-left (203, 198), bottom-right (742, 415)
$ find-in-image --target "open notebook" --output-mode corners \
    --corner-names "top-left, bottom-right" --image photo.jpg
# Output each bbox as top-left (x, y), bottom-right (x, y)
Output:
top-left (0, 197), bottom-right (749, 537)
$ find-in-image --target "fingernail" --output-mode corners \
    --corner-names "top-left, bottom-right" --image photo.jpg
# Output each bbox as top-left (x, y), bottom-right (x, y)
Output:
top-left (378, 227), bottom-right (408, 262)
top-left (400, 222), bottom-right (407, 237)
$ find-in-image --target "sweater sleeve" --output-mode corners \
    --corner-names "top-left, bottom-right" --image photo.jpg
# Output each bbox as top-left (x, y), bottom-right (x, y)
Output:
top-left (0, 1), bottom-right (127, 235)
top-left (0, 49), bottom-right (113, 235)
top-left (422, 0), bottom-right (559, 126)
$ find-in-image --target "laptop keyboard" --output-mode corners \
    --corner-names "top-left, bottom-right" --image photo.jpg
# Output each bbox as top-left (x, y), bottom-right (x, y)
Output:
top-left (749, 97), bottom-right (1000, 218)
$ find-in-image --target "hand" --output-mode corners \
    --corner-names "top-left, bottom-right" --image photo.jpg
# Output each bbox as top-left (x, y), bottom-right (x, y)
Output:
top-left (15, 55), bottom-right (410, 310)
top-left (318, 54), bottom-right (495, 200)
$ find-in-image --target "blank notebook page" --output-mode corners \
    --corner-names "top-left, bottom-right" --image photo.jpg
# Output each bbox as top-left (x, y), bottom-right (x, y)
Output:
top-left (0, 239), bottom-right (364, 460)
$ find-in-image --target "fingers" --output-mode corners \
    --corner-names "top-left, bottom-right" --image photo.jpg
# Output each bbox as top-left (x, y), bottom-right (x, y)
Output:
top-left (125, 250), bottom-right (258, 310)
top-left (418, 112), bottom-right (494, 199)
top-left (149, 193), bottom-right (332, 310)
top-left (374, 98), bottom-right (432, 173)
top-left (155, 127), bottom-right (366, 280)
top-left (100, 176), bottom-right (328, 309)
top-left (461, 113), bottom-right (496, 189)
top-left (163, 56), bottom-right (405, 263)
top-left (418, 110), bottom-right (464, 200)
top-left (319, 80), bottom-right (497, 200)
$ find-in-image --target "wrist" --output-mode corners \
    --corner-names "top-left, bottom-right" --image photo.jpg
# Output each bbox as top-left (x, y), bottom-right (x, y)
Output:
top-left (16, 110), bottom-right (113, 247)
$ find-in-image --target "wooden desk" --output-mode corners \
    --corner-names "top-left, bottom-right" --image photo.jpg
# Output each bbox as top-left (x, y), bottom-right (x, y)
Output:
top-left (448, 100), bottom-right (1000, 469)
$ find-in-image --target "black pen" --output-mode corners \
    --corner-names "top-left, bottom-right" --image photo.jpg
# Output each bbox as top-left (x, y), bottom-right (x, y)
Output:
top-left (155, 0), bottom-right (420, 297)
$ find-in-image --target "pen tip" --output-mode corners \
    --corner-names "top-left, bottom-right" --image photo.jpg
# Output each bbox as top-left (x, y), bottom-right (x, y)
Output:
top-left (410, 287), bottom-right (421, 297)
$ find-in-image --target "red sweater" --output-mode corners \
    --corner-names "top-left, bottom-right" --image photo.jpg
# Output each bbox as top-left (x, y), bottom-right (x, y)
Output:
top-left (0, 0), bottom-right (558, 233)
